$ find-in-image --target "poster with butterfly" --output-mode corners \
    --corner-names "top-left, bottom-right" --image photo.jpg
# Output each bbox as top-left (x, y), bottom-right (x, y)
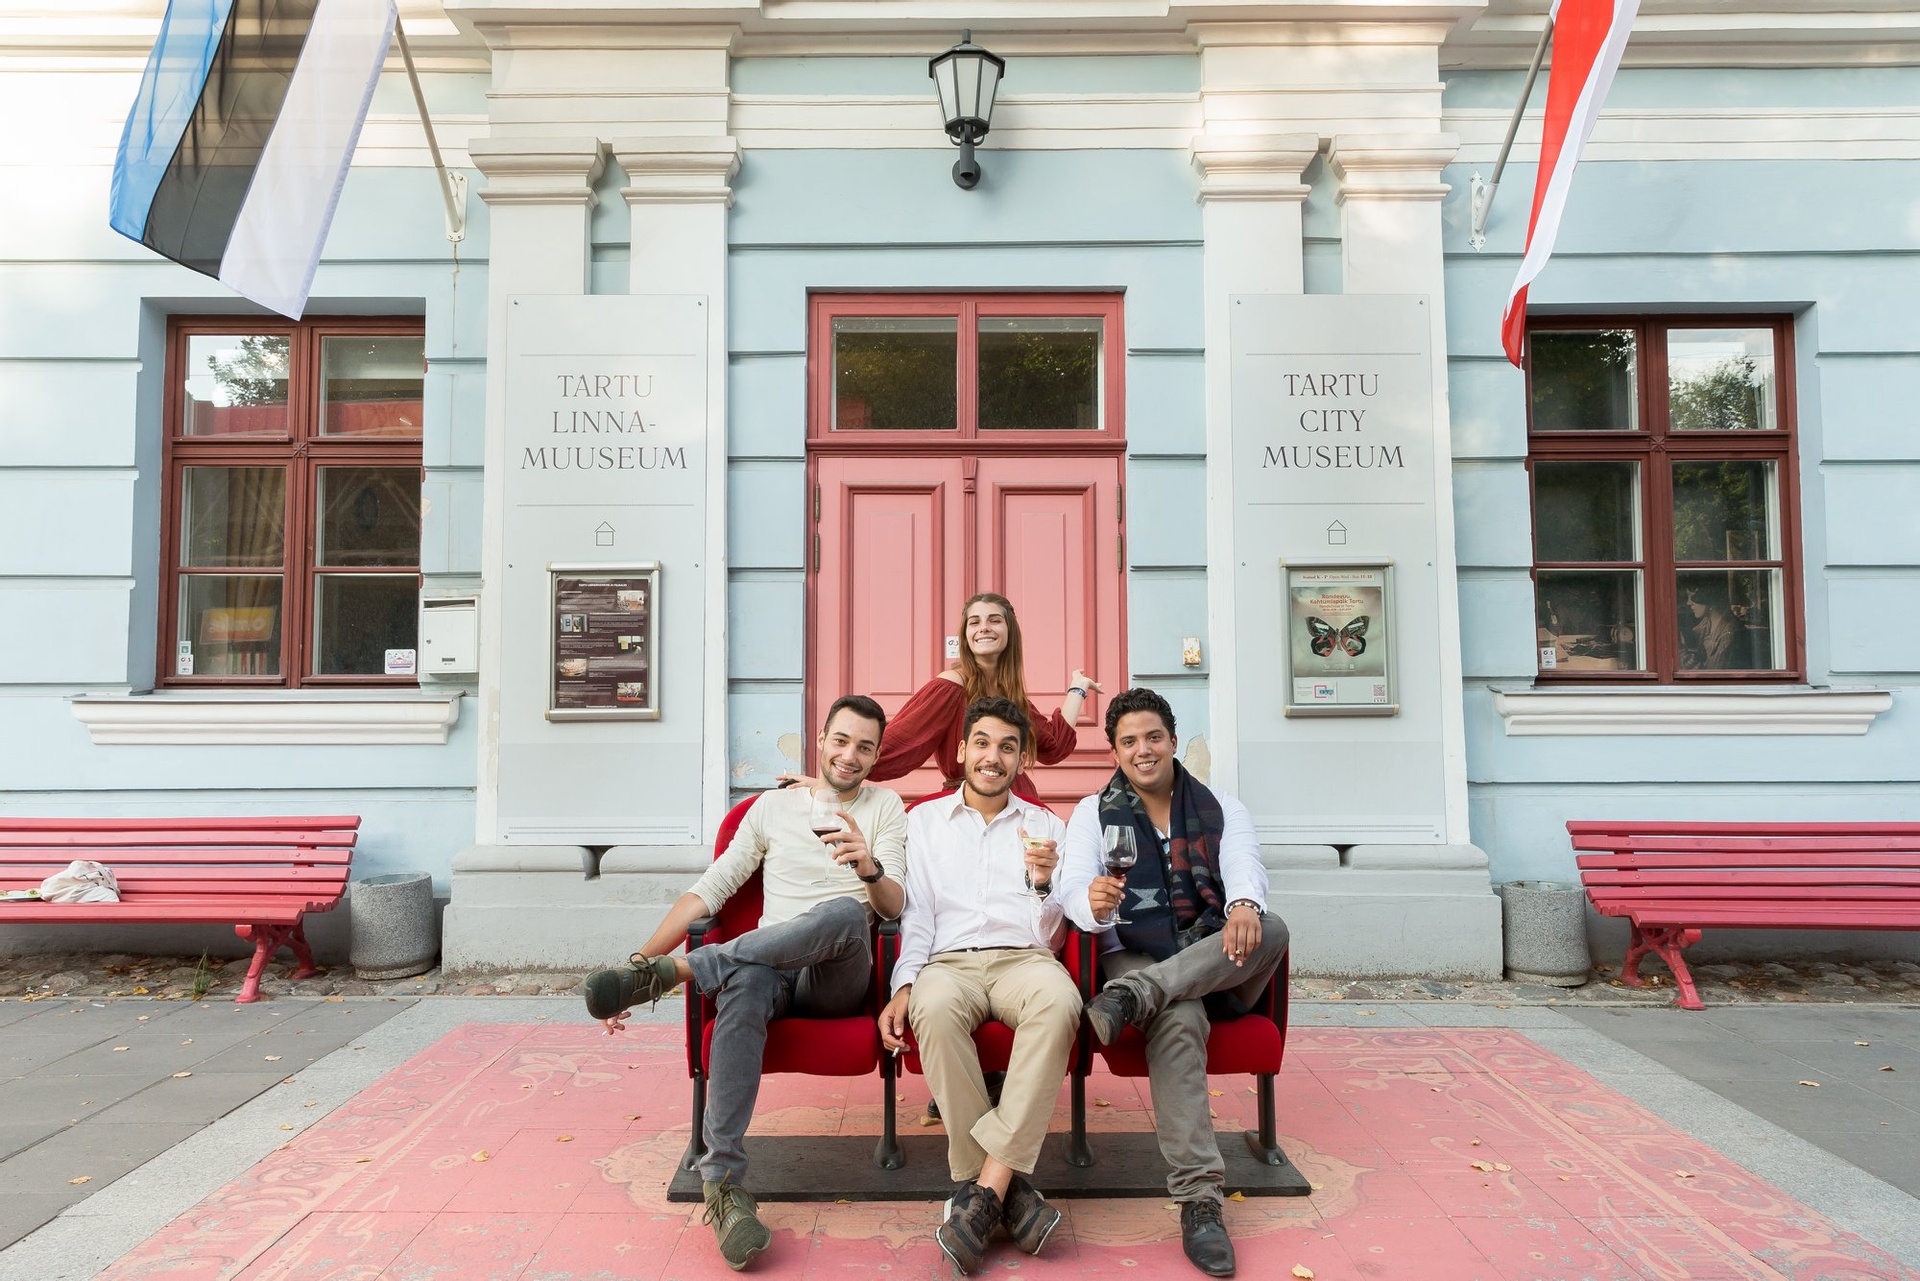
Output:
top-left (1283, 562), bottom-right (1397, 716)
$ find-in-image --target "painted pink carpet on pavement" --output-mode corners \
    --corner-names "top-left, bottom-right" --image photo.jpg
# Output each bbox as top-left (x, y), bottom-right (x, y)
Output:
top-left (99, 1022), bottom-right (1913, 1280)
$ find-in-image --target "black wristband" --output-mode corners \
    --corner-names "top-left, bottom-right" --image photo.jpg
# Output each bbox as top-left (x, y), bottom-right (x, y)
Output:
top-left (859, 867), bottom-right (885, 885)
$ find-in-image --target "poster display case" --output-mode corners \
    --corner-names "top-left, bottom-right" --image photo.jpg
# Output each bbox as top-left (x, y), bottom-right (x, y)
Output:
top-left (547, 563), bottom-right (660, 721)
top-left (1281, 559), bottom-right (1398, 717)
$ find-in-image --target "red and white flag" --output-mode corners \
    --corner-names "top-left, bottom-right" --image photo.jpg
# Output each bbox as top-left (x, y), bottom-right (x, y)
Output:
top-left (1501, 0), bottom-right (1639, 366)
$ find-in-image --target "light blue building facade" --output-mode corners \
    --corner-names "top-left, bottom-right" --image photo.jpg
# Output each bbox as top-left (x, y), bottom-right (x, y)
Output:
top-left (1, 3), bottom-right (1913, 971)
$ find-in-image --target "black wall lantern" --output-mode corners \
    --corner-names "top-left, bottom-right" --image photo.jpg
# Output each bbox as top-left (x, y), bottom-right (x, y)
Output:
top-left (929, 29), bottom-right (1005, 190)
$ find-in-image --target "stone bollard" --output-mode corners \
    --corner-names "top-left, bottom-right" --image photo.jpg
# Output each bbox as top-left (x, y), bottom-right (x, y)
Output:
top-left (1498, 880), bottom-right (1592, 986)
top-left (350, 872), bottom-right (439, 980)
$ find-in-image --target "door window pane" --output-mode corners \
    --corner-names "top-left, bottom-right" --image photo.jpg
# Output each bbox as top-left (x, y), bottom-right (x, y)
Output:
top-left (832, 317), bottom-right (957, 430)
top-left (178, 576), bottom-right (281, 676)
top-left (1672, 460), bottom-right (1778, 562)
top-left (1668, 328), bottom-right (1777, 431)
top-left (180, 467), bottom-right (284, 567)
top-left (1529, 329), bottom-right (1638, 432)
top-left (316, 467), bottom-right (421, 567)
top-left (182, 334), bottom-right (289, 437)
top-left (1532, 461), bottom-right (1640, 562)
top-left (1535, 570), bottom-right (1643, 672)
top-left (312, 574), bottom-right (418, 675)
top-left (978, 317), bottom-right (1102, 430)
top-left (320, 336), bottom-right (425, 436)
top-left (1677, 569), bottom-right (1784, 671)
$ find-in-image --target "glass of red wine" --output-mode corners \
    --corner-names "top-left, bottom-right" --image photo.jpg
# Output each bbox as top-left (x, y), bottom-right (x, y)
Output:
top-left (1100, 825), bottom-right (1138, 925)
top-left (809, 789), bottom-right (848, 882)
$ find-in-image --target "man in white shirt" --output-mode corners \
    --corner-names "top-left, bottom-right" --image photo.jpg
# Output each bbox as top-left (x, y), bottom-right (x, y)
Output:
top-left (879, 696), bottom-right (1079, 1276)
top-left (1056, 687), bottom-right (1289, 1279)
top-left (584, 694), bottom-right (907, 1272)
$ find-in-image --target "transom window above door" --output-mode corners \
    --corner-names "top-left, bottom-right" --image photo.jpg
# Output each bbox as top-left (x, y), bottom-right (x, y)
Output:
top-left (811, 294), bottom-right (1124, 440)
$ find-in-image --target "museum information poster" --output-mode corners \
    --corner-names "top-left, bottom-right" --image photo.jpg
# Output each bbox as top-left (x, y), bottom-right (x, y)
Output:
top-left (1285, 564), bottom-right (1395, 715)
top-left (549, 564), bottom-right (659, 720)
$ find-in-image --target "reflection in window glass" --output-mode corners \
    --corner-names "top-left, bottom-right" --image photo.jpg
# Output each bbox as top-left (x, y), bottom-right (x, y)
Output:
top-left (1668, 329), bottom-right (1776, 431)
top-left (1532, 461), bottom-right (1640, 562)
top-left (1677, 569), bottom-right (1784, 671)
top-left (182, 334), bottom-right (289, 436)
top-left (1535, 570), bottom-right (1643, 672)
top-left (978, 317), bottom-right (1101, 430)
top-left (1671, 460), bottom-right (1777, 562)
top-left (312, 574), bottom-right (419, 675)
top-left (832, 317), bottom-right (957, 430)
top-left (320, 336), bottom-right (425, 436)
top-left (178, 575), bottom-right (282, 676)
top-left (1529, 330), bottom-right (1638, 431)
top-left (316, 467), bottom-right (421, 567)
top-left (180, 467), bottom-right (285, 567)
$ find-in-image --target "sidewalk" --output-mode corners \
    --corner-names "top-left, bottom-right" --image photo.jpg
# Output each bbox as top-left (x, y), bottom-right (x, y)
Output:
top-left (1, 972), bottom-right (1916, 1279)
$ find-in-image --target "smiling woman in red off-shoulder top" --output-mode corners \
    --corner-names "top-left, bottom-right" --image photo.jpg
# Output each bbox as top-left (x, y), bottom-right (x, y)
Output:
top-left (868, 592), bottom-right (1101, 802)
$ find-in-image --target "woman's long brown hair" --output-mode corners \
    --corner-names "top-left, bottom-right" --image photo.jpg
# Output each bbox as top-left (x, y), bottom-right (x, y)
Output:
top-left (954, 592), bottom-right (1029, 713)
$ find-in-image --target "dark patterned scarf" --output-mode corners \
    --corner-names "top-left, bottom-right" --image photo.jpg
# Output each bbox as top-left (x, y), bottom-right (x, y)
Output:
top-left (1096, 759), bottom-right (1228, 960)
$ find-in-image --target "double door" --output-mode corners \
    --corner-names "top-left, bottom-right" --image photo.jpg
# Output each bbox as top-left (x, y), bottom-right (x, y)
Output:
top-left (810, 451), bottom-right (1127, 810)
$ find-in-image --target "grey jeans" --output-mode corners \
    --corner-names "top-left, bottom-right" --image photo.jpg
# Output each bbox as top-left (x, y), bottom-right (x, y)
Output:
top-left (684, 894), bottom-right (874, 1184)
top-left (1098, 912), bottom-right (1289, 1202)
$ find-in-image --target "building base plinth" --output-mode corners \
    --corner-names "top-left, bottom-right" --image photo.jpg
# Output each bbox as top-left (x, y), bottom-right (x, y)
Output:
top-left (1267, 844), bottom-right (1503, 979)
top-left (441, 843), bottom-right (706, 971)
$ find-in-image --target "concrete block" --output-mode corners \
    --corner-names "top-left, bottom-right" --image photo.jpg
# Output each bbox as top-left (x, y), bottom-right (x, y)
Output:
top-left (1269, 843), bottom-right (1503, 978)
top-left (601, 845), bottom-right (710, 875)
top-left (440, 902), bottom-right (670, 972)
top-left (450, 844), bottom-right (592, 874)
top-left (1260, 844), bottom-right (1339, 870)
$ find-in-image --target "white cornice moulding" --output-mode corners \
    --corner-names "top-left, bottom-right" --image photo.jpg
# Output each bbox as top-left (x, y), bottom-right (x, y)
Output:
top-left (1328, 132), bottom-right (1459, 200)
top-left (612, 135), bottom-right (741, 205)
top-left (1189, 131), bottom-right (1319, 201)
top-left (1491, 688), bottom-right (1894, 737)
top-left (469, 136), bottom-right (605, 205)
top-left (71, 693), bottom-right (465, 746)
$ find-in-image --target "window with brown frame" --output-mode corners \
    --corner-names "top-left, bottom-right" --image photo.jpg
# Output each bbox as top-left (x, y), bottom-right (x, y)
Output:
top-left (161, 318), bottom-right (424, 686)
top-left (808, 293), bottom-right (1125, 440)
top-left (1527, 317), bottom-right (1803, 682)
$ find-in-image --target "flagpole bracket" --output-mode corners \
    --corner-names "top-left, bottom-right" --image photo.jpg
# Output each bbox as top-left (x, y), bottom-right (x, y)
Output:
top-left (1468, 171), bottom-right (1491, 252)
top-left (443, 170), bottom-right (468, 244)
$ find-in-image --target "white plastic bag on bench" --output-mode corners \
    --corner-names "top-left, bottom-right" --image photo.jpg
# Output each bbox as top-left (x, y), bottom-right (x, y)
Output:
top-left (39, 860), bottom-right (120, 904)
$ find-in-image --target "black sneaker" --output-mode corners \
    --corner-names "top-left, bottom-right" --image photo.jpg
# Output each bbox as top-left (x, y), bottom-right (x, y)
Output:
top-left (1001, 1174), bottom-right (1062, 1256)
top-left (1084, 983), bottom-right (1141, 1046)
top-left (582, 954), bottom-right (680, 1020)
top-left (702, 1176), bottom-right (772, 1270)
top-left (1180, 1197), bottom-right (1236, 1277)
top-left (937, 1180), bottom-right (1002, 1275)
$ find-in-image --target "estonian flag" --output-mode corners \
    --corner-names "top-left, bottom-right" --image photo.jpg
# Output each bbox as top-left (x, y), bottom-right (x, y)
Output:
top-left (110, 0), bottom-right (397, 319)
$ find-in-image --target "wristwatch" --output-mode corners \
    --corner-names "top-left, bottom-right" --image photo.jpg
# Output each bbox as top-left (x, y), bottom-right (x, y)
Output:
top-left (858, 866), bottom-right (886, 884)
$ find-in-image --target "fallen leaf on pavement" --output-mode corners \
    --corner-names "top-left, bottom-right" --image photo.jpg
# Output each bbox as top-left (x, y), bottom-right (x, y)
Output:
top-left (68, 1176), bottom-right (90, 1185)
top-left (471, 1150), bottom-right (490, 1162)
top-left (1208, 1089), bottom-right (1223, 1097)
top-left (355, 1157), bottom-right (372, 1164)
top-left (279, 1125), bottom-right (292, 1130)
top-left (1226, 1191), bottom-right (1245, 1201)
top-left (172, 1071), bottom-right (192, 1079)
top-left (1880, 1065), bottom-right (1896, 1072)
top-left (265, 1055), bottom-right (281, 1062)
top-left (1493, 1162), bottom-right (1512, 1172)
top-left (1292, 1266), bottom-right (1314, 1279)
top-left (112, 1046), bottom-right (128, 1052)
top-left (1094, 1098), bottom-right (1111, 1108)
top-left (1470, 1140), bottom-right (1481, 1147)
top-left (1855, 1041), bottom-right (1871, 1047)
top-left (1469, 1160), bottom-right (1495, 1172)
top-left (917, 1115), bottom-right (940, 1128)
top-left (131, 987), bottom-right (149, 995)
top-left (556, 1135), bottom-right (575, 1143)
top-left (1674, 1170), bottom-right (1695, 1179)
top-left (1798, 1080), bottom-right (1820, 1088)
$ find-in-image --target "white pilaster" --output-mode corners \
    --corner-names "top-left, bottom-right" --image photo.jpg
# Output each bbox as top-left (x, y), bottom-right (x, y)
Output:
top-left (1328, 132), bottom-right (1472, 844)
top-left (1192, 133), bottom-right (1319, 794)
top-left (469, 136), bottom-right (604, 843)
top-left (610, 134), bottom-right (740, 845)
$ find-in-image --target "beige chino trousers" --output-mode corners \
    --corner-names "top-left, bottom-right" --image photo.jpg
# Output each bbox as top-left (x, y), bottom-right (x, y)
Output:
top-left (908, 947), bottom-right (1082, 1180)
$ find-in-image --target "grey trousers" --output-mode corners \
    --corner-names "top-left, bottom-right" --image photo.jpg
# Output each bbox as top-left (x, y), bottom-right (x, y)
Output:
top-left (684, 894), bottom-right (874, 1184)
top-left (1098, 912), bottom-right (1289, 1203)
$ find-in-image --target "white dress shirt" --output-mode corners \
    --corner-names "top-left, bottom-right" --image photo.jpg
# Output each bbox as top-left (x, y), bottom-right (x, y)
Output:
top-left (1055, 787), bottom-right (1267, 954)
top-left (891, 791), bottom-right (1068, 992)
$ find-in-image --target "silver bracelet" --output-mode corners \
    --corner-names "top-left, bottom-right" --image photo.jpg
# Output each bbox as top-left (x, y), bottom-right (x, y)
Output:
top-left (1225, 898), bottom-right (1260, 916)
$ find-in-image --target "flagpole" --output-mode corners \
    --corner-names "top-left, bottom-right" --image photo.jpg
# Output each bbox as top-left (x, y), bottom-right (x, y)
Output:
top-left (1468, 16), bottom-right (1555, 251)
top-left (394, 21), bottom-right (467, 242)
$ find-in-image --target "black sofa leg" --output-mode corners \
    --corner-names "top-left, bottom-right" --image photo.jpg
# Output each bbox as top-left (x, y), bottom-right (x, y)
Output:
top-left (1242, 1073), bottom-right (1283, 1166)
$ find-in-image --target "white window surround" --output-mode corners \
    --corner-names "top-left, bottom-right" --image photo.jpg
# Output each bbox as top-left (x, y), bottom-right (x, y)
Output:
top-left (70, 690), bottom-right (463, 746)
top-left (1490, 686), bottom-right (1892, 737)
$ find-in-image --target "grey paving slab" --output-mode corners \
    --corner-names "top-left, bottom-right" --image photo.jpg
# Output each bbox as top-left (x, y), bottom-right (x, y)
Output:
top-left (1286, 1001), bottom-right (1425, 1027)
top-left (1712, 1079), bottom-right (1920, 1134)
top-left (1808, 1131), bottom-right (1920, 1198)
top-left (0, 1195), bottom-right (79, 1254)
top-left (87, 1070), bottom-right (295, 1126)
top-left (0, 1002), bottom-right (54, 1029)
top-left (0, 1122), bottom-right (204, 1195)
top-left (1404, 1004), bottom-right (1584, 1029)
top-left (0, 1124), bottom-right (59, 1163)
top-left (1702, 1004), bottom-right (1920, 1047)
top-left (0, 1073), bottom-right (155, 1124)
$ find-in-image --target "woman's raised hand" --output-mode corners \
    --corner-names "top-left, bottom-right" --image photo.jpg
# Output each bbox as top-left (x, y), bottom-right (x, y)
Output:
top-left (1068, 670), bottom-right (1103, 695)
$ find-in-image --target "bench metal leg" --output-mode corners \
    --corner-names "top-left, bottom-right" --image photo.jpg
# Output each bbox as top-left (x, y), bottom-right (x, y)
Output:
top-left (1064, 1064), bottom-right (1095, 1168)
top-left (286, 918), bottom-right (321, 981)
top-left (233, 923), bottom-right (291, 1004)
top-left (1244, 1073), bottom-right (1284, 1165)
top-left (874, 1051), bottom-right (904, 1170)
top-left (1623, 925), bottom-right (1706, 1010)
top-left (683, 1075), bottom-right (708, 1172)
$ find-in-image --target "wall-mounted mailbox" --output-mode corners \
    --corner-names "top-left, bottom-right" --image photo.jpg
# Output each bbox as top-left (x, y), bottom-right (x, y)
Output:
top-left (420, 596), bottom-right (479, 675)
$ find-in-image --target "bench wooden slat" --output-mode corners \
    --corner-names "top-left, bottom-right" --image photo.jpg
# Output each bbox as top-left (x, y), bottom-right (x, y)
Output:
top-left (1583, 869), bottom-right (1920, 888)
top-left (0, 863), bottom-right (348, 883)
top-left (0, 846), bottom-right (353, 866)
top-left (2, 881), bottom-right (347, 900)
top-left (1625, 906), bottom-right (1920, 928)
top-left (0, 816), bottom-right (360, 833)
top-left (1, 903), bottom-right (316, 925)
top-left (1569, 821), bottom-right (1920, 837)
top-left (1577, 850), bottom-right (1920, 870)
top-left (1572, 835), bottom-right (1920, 856)
top-left (0, 830), bottom-right (356, 849)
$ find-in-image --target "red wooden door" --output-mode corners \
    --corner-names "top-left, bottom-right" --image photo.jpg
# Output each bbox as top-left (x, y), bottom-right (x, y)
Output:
top-left (811, 453), bottom-right (1126, 810)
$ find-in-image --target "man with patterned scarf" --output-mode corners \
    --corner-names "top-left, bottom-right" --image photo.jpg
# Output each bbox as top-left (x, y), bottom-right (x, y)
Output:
top-left (1057, 687), bottom-right (1288, 1278)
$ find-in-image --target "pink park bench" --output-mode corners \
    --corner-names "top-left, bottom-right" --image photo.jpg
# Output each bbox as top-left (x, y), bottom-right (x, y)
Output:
top-left (0, 816), bottom-right (359, 1003)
